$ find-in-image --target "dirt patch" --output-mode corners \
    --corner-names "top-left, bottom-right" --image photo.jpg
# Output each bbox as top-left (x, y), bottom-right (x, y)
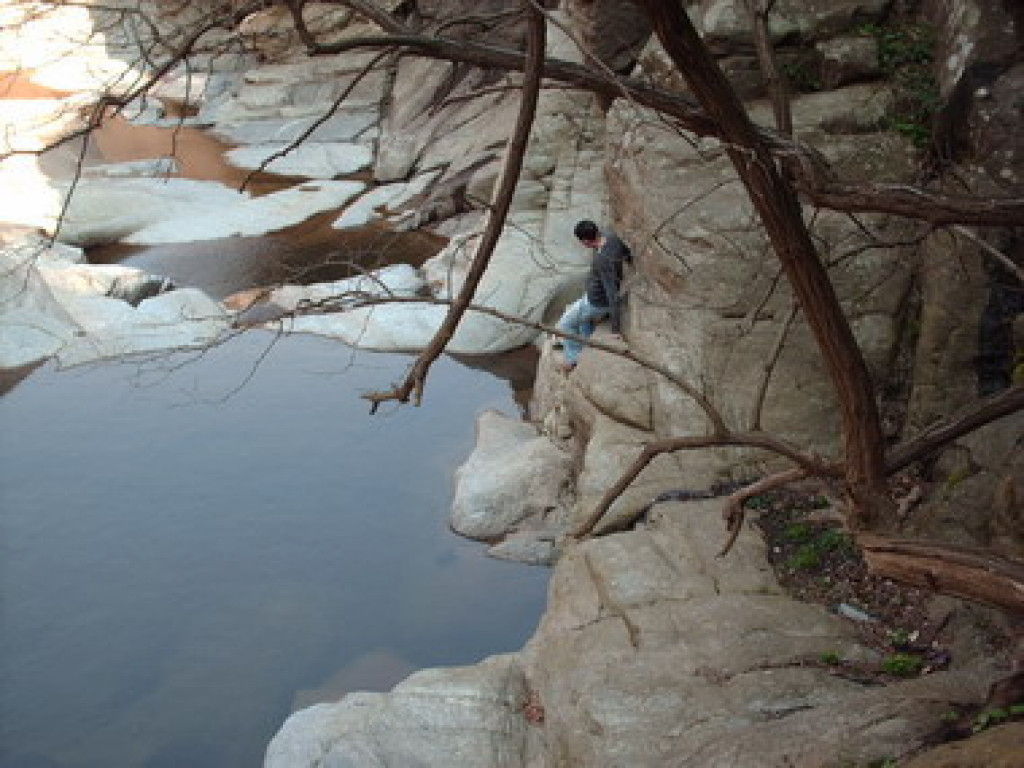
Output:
top-left (753, 488), bottom-right (1014, 680)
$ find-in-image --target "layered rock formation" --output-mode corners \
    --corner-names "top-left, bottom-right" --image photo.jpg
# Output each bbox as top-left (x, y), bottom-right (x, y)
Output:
top-left (1, 0), bottom-right (1019, 764)
top-left (267, 0), bottom-right (1020, 764)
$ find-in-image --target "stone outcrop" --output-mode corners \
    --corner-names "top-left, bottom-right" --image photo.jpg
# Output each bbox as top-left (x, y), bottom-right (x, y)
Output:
top-left (3, 1), bottom-right (1018, 763)
top-left (0, 231), bottom-right (228, 369)
top-left (265, 654), bottom-right (531, 768)
top-left (261, 0), bottom-right (1019, 761)
top-left (903, 722), bottom-right (1024, 768)
top-left (271, 496), bottom-right (997, 766)
top-left (450, 410), bottom-right (574, 565)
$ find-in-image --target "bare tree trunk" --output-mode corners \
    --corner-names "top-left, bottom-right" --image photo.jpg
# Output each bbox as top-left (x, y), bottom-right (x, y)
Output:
top-left (634, 0), bottom-right (890, 528)
top-left (859, 534), bottom-right (1024, 614)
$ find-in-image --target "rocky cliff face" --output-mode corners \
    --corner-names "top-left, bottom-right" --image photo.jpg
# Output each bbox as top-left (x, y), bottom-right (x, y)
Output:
top-left (10, 0), bottom-right (1012, 764)
top-left (3, 1), bottom-right (1018, 764)
top-left (265, 1), bottom-right (1020, 765)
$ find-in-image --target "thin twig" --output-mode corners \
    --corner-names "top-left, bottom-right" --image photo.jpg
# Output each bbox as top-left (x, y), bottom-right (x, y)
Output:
top-left (952, 225), bottom-right (1024, 284)
top-left (572, 434), bottom-right (838, 539)
top-left (749, 302), bottom-right (799, 431)
top-left (718, 467), bottom-right (806, 556)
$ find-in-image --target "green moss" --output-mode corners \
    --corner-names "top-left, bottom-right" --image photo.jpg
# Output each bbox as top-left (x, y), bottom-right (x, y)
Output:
top-left (784, 522), bottom-right (813, 542)
top-left (882, 653), bottom-right (923, 677)
top-left (819, 650), bottom-right (841, 665)
top-left (943, 467), bottom-right (971, 492)
top-left (860, 21), bottom-right (940, 148)
top-left (815, 528), bottom-right (855, 555)
top-left (787, 545), bottom-right (821, 571)
top-left (1012, 362), bottom-right (1024, 385)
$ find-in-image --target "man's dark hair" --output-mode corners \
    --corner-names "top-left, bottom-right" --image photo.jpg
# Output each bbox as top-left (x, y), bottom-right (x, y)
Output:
top-left (574, 219), bottom-right (600, 242)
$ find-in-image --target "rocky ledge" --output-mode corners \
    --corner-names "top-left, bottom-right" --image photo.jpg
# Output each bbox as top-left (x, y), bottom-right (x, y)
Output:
top-left (267, 492), bottom-right (998, 766)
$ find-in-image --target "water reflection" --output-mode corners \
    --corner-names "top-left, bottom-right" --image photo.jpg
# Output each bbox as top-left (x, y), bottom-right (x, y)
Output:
top-left (88, 212), bottom-right (444, 300)
top-left (0, 332), bottom-right (549, 768)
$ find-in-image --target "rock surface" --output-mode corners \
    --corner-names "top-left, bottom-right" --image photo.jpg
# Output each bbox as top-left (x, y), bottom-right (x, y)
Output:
top-left (0, 231), bottom-right (229, 369)
top-left (265, 654), bottom-right (531, 768)
top-left (450, 410), bottom-right (573, 543)
top-left (268, 496), bottom-right (996, 766)
top-left (902, 722), bottom-right (1024, 768)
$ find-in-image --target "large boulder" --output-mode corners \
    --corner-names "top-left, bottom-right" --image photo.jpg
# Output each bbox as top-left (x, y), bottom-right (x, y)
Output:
top-left (599, 41), bottom-right (916, 483)
top-left (450, 410), bottom-right (573, 542)
top-left (264, 654), bottom-right (531, 768)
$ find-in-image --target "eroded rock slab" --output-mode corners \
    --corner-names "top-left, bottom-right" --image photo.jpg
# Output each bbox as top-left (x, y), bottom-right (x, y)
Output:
top-left (451, 410), bottom-right (573, 543)
top-left (265, 654), bottom-right (530, 768)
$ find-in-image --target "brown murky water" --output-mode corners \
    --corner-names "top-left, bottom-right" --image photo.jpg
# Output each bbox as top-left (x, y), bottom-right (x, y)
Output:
top-left (0, 69), bottom-right (443, 298)
top-left (84, 116), bottom-right (445, 298)
top-left (0, 69), bottom-right (74, 98)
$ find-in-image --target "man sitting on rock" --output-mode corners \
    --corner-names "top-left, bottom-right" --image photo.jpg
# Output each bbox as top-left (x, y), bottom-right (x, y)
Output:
top-left (557, 219), bottom-right (631, 372)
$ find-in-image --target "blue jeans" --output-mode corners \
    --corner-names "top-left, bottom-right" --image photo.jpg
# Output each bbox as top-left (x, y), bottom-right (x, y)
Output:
top-left (557, 296), bottom-right (608, 365)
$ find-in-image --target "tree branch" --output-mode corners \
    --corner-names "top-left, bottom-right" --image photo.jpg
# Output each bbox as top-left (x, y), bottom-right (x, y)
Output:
top-left (858, 533), bottom-right (1024, 614)
top-left (885, 385), bottom-right (1024, 472)
top-left (571, 433), bottom-right (839, 539)
top-left (745, 0), bottom-right (792, 136)
top-left (718, 467), bottom-right (807, 556)
top-left (361, 0), bottom-right (546, 410)
top-left (749, 302), bottom-right (799, 431)
top-left (339, 293), bottom-right (726, 432)
top-left (296, 32), bottom-right (1024, 228)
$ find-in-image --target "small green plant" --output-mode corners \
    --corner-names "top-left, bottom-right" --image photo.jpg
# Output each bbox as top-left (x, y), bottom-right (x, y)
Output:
top-left (882, 653), bottom-right (923, 677)
top-left (743, 494), bottom-right (773, 510)
top-left (942, 467), bottom-right (972, 494)
top-left (860, 21), bottom-right (940, 148)
top-left (815, 529), bottom-right (855, 555)
top-left (819, 650), bottom-right (840, 665)
top-left (784, 522), bottom-right (813, 542)
top-left (888, 628), bottom-right (911, 648)
top-left (939, 710), bottom-right (958, 723)
top-left (972, 707), bottom-right (1010, 733)
top-left (787, 544), bottom-right (821, 571)
top-left (1012, 361), bottom-right (1024, 385)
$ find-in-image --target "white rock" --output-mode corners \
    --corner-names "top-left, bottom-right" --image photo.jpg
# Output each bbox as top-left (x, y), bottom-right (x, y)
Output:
top-left (265, 654), bottom-right (527, 768)
top-left (281, 302), bottom-right (448, 352)
top-left (212, 111), bottom-right (379, 145)
top-left (127, 180), bottom-right (366, 244)
top-left (56, 288), bottom-right (229, 367)
top-left (268, 264), bottom-right (425, 311)
top-left (333, 172), bottom-right (440, 229)
top-left (421, 217), bottom-right (591, 353)
top-left (84, 158), bottom-right (178, 178)
top-left (0, 234), bottom-right (228, 368)
top-left (451, 410), bottom-right (573, 541)
top-left (55, 177), bottom-right (247, 247)
top-left (225, 142), bottom-right (373, 178)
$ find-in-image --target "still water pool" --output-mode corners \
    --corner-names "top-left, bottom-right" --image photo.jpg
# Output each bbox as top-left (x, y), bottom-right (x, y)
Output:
top-left (0, 332), bottom-right (549, 767)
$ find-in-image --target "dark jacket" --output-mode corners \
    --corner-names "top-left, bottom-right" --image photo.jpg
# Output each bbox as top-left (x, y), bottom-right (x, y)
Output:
top-left (585, 232), bottom-right (631, 333)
